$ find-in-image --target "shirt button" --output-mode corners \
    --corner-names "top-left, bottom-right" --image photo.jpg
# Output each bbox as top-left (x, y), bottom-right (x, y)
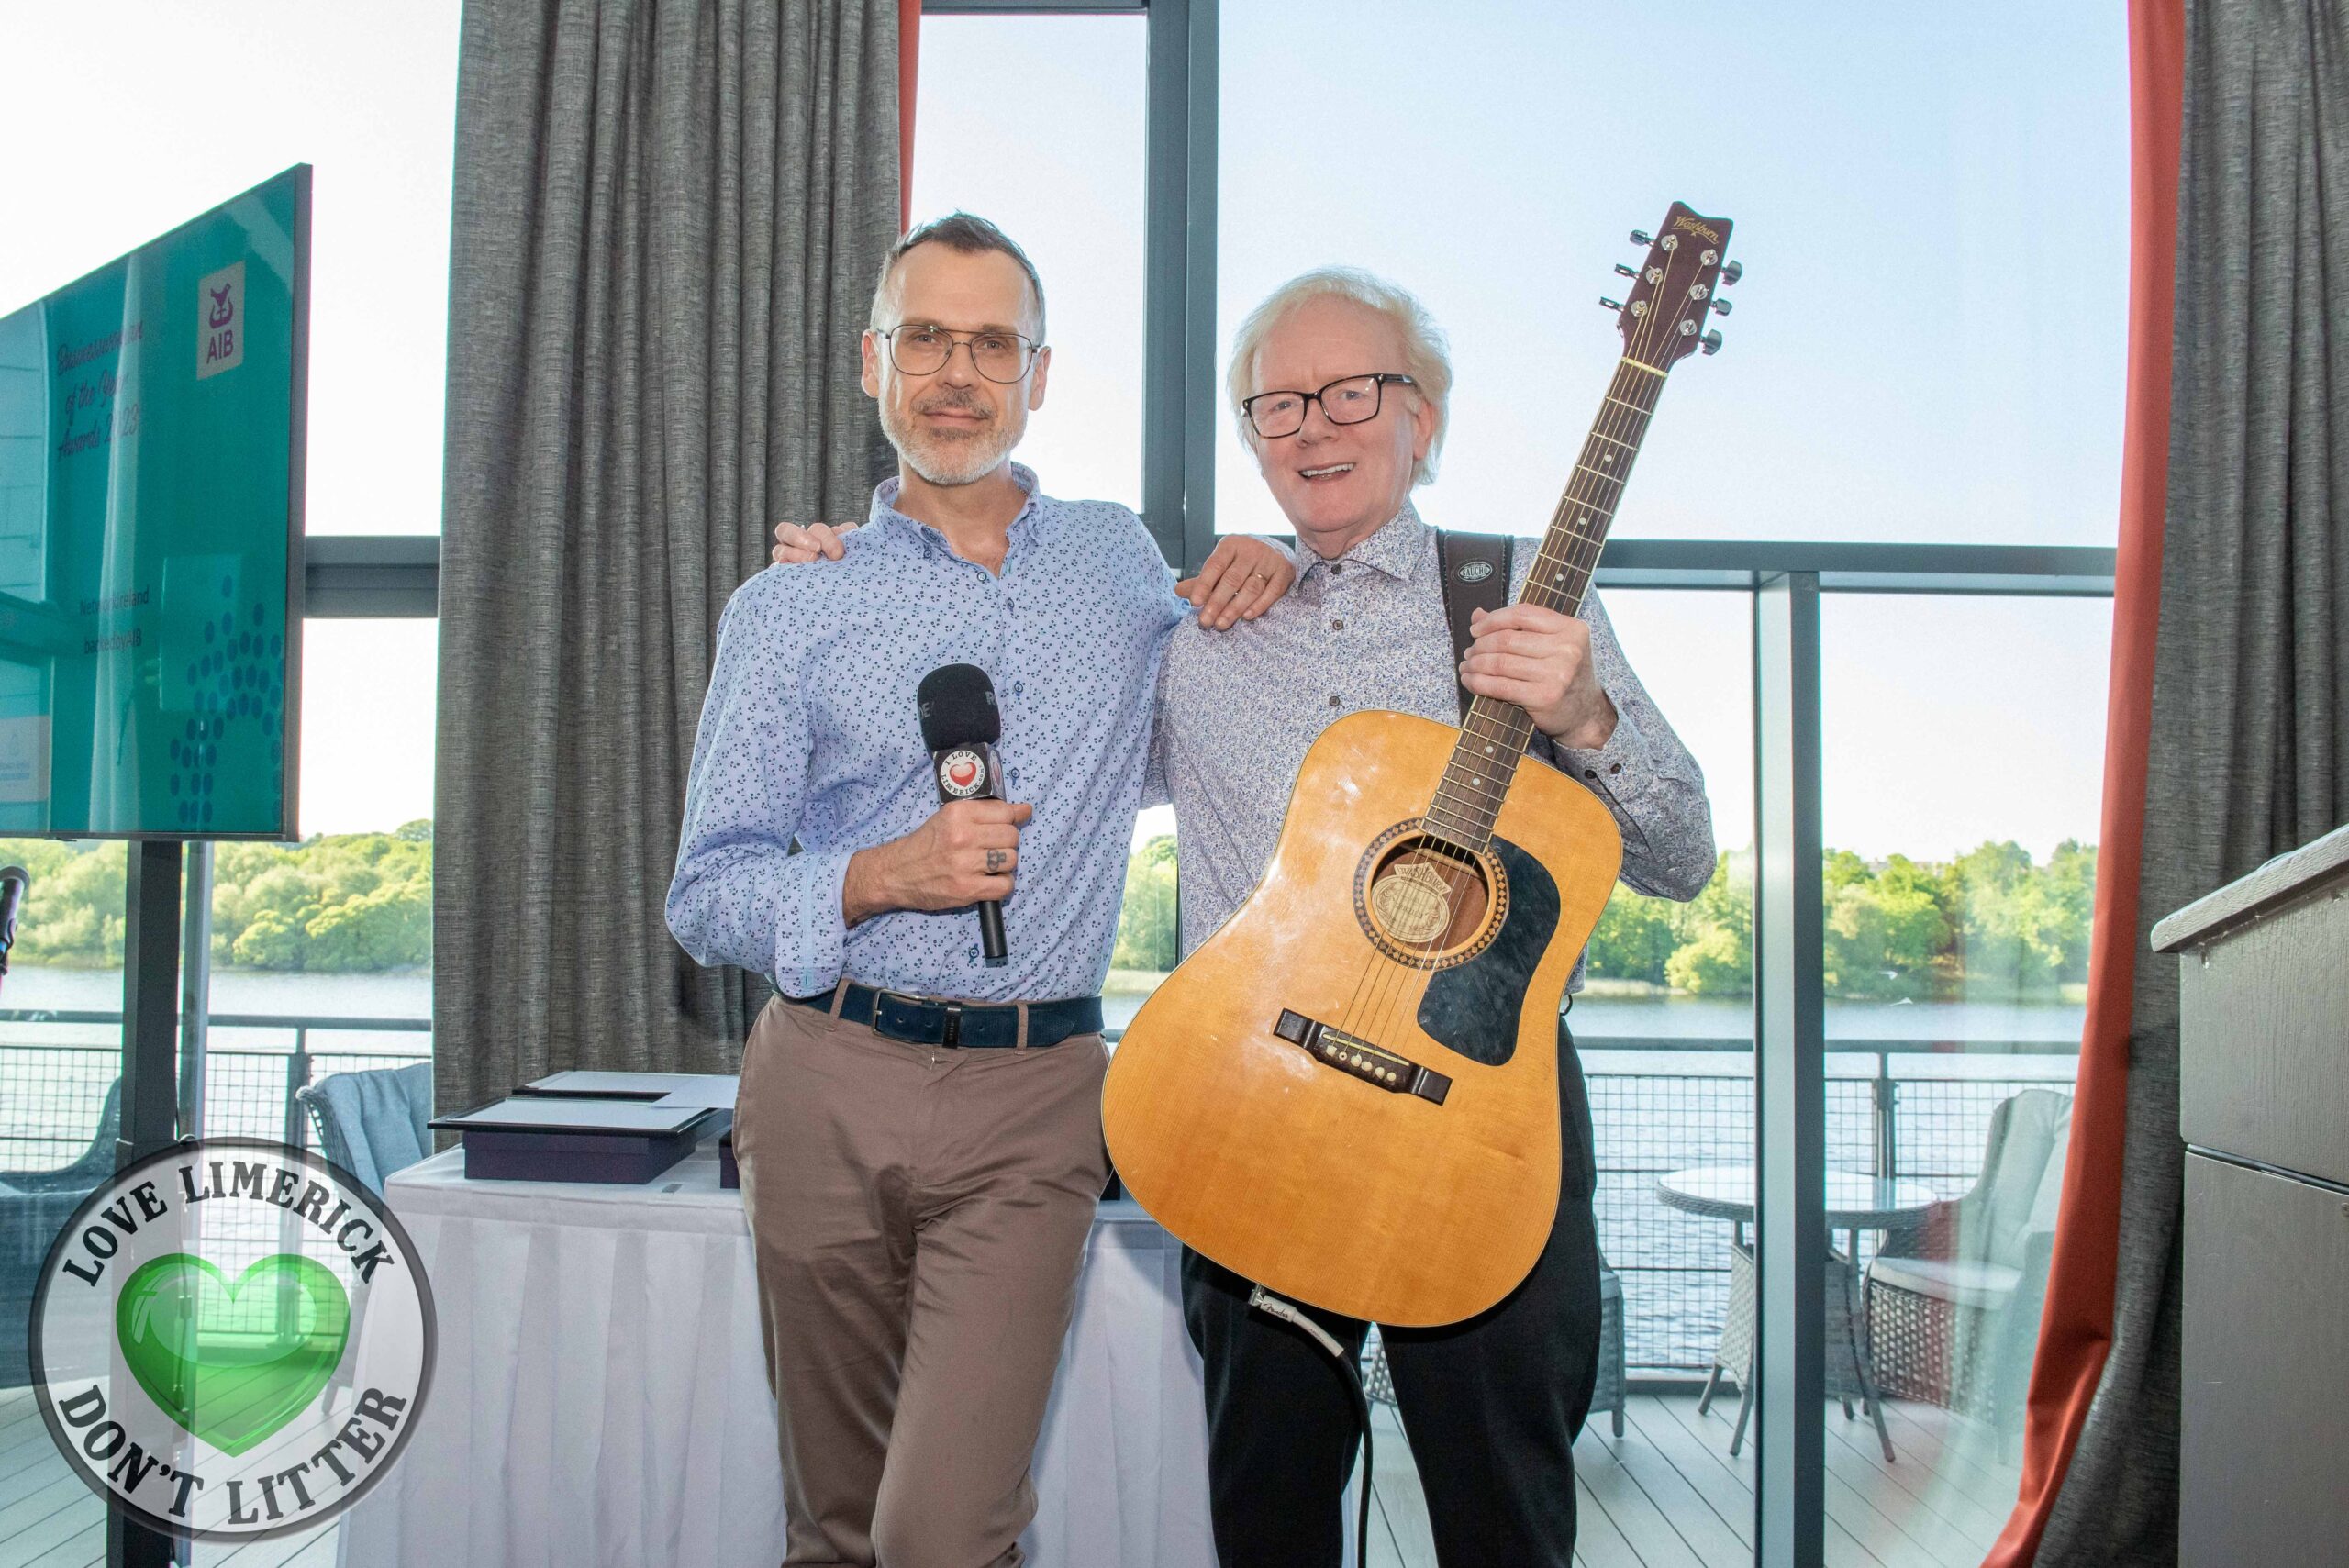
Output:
top-left (1609, 762), bottom-right (1622, 775)
top-left (1584, 769), bottom-right (1598, 780)
top-left (1012, 681), bottom-right (1025, 698)
top-left (1330, 563), bottom-right (1344, 576)
top-left (1329, 695), bottom-right (1342, 708)
top-left (1330, 618), bottom-right (1344, 631)
top-left (1008, 767), bottom-right (1021, 785)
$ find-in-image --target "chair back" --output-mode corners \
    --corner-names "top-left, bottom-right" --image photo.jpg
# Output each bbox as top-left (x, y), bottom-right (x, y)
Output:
top-left (297, 1063), bottom-right (433, 1195)
top-left (1976, 1089), bottom-right (2073, 1270)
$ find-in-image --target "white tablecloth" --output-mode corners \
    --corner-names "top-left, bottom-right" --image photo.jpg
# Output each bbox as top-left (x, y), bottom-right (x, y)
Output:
top-left (337, 1146), bottom-right (1217, 1568)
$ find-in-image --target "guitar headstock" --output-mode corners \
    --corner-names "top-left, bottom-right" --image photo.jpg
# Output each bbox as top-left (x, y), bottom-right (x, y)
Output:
top-left (1607, 202), bottom-right (1739, 371)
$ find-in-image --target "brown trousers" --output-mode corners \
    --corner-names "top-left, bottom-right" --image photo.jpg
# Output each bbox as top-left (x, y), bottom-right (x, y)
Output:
top-left (734, 994), bottom-right (1109, 1568)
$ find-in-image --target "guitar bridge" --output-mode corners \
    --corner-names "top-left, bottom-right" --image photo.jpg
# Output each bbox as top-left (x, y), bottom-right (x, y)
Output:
top-left (1272, 1010), bottom-right (1451, 1106)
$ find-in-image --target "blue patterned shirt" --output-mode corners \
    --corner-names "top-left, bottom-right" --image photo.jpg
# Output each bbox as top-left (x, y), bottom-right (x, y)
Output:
top-left (667, 465), bottom-right (1186, 1001)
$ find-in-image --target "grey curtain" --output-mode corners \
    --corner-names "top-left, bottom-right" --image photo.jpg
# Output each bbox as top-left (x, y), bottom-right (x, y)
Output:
top-left (433, 0), bottom-right (901, 1113)
top-left (2041, 1), bottom-right (2349, 1561)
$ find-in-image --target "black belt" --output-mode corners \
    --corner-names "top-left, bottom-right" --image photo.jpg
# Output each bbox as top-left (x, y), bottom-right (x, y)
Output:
top-left (786, 983), bottom-right (1103, 1050)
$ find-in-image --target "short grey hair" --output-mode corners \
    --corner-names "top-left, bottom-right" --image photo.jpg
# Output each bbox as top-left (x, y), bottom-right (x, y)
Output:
top-left (1225, 268), bottom-right (1452, 485)
top-left (870, 212), bottom-right (1047, 339)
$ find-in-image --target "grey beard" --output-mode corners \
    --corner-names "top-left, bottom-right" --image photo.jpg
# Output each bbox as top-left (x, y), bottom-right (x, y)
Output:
top-left (881, 400), bottom-right (1021, 487)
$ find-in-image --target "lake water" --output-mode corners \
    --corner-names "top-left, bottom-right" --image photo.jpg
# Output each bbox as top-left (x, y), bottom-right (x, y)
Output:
top-left (1, 966), bottom-right (2087, 1047)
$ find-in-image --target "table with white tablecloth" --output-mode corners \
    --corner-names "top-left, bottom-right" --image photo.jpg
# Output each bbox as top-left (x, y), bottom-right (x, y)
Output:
top-left (336, 1144), bottom-right (1218, 1568)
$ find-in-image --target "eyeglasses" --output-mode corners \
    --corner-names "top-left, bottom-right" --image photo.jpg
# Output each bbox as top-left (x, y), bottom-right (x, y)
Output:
top-left (1240, 373), bottom-right (1416, 439)
top-left (880, 323), bottom-right (1042, 384)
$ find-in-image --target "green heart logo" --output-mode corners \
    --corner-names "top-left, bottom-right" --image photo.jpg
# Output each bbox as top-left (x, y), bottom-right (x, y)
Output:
top-left (116, 1253), bottom-right (350, 1456)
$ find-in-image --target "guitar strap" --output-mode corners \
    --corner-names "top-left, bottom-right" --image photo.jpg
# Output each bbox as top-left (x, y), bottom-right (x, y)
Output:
top-left (1436, 530), bottom-right (1515, 722)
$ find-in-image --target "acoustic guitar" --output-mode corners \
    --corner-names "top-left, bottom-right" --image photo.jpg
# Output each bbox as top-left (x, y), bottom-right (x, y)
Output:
top-left (1102, 204), bottom-right (1739, 1327)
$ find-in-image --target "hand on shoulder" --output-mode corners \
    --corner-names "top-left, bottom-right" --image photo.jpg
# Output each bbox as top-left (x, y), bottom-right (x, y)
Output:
top-left (771, 518), bottom-right (860, 565)
top-left (1176, 535), bottom-right (1297, 630)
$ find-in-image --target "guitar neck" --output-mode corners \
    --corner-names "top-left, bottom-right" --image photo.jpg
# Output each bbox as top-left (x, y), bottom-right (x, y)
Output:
top-left (1424, 357), bottom-right (1670, 852)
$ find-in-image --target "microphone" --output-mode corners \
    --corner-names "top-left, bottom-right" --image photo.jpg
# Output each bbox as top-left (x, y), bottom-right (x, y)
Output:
top-left (917, 664), bottom-right (1009, 968)
top-left (0, 866), bottom-right (27, 981)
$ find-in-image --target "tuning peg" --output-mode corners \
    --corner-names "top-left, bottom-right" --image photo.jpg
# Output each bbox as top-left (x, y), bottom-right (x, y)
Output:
top-left (1600, 296), bottom-right (1623, 313)
top-left (1710, 296), bottom-right (1732, 316)
top-left (1720, 260), bottom-right (1743, 285)
top-left (1614, 263), bottom-right (1637, 279)
top-left (1699, 330), bottom-right (1724, 355)
top-left (1631, 229), bottom-right (1653, 246)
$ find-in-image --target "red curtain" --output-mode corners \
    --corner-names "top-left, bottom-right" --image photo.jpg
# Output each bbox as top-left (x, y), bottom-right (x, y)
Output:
top-left (1981, 0), bottom-right (2182, 1562)
top-left (898, 0), bottom-right (919, 229)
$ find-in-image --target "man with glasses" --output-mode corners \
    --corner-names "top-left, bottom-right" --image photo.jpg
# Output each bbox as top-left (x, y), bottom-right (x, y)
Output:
top-left (668, 212), bottom-right (1295, 1568)
top-left (1158, 270), bottom-right (1715, 1566)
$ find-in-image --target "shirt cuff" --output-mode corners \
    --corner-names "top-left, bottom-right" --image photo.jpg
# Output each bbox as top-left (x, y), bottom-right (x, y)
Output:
top-left (1552, 693), bottom-right (1668, 820)
top-left (772, 847), bottom-right (856, 998)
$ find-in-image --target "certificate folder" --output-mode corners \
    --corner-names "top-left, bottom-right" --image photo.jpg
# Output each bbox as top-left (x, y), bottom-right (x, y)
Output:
top-left (430, 1096), bottom-right (718, 1184)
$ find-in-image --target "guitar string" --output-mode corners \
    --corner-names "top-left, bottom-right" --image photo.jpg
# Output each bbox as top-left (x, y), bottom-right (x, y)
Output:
top-left (1343, 250), bottom-right (1697, 1049)
top-left (1353, 308), bottom-right (1676, 1051)
top-left (1349, 339), bottom-right (1661, 1045)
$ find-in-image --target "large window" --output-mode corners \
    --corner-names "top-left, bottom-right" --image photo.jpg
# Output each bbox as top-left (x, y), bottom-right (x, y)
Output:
top-left (1208, 5), bottom-right (2124, 1563)
top-left (1215, 3), bottom-right (2128, 548)
top-left (913, 13), bottom-right (1148, 511)
top-left (0, 13), bottom-right (452, 1418)
top-left (0, 3), bottom-right (462, 538)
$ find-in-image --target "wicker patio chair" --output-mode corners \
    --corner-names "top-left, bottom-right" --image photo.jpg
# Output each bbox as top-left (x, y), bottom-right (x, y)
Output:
top-left (1865, 1087), bottom-right (2071, 1438)
top-left (1363, 1260), bottom-right (1628, 1438)
top-left (0, 1079), bottom-right (122, 1386)
top-left (295, 1062), bottom-right (434, 1195)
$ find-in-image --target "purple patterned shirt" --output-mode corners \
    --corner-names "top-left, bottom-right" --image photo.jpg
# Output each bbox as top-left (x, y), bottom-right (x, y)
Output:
top-left (667, 465), bottom-right (1185, 1001)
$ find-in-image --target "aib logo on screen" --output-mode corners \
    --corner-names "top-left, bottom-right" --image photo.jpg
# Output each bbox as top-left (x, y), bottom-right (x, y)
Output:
top-left (197, 261), bottom-right (245, 381)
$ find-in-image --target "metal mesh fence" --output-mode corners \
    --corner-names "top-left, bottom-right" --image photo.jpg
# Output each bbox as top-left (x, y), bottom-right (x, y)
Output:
top-left (1585, 1048), bottom-right (2076, 1371)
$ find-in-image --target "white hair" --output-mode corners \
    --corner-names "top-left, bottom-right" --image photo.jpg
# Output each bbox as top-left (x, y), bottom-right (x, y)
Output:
top-left (1225, 267), bottom-right (1452, 485)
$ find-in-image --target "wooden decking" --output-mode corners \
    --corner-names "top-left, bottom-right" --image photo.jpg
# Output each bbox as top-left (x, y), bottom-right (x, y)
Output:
top-left (0, 1385), bottom-right (336, 1568)
top-left (2, 1381), bottom-right (2019, 1568)
top-left (1369, 1387), bottom-right (2024, 1568)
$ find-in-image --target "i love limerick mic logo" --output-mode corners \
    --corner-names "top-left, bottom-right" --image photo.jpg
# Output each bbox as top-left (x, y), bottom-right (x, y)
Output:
top-left (28, 1138), bottom-right (436, 1539)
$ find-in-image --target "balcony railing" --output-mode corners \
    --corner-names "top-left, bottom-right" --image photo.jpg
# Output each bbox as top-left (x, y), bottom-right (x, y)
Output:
top-left (0, 1012), bottom-right (2070, 1375)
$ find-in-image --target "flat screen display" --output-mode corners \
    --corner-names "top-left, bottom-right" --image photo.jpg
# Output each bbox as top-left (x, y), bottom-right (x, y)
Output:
top-left (0, 165), bottom-right (306, 839)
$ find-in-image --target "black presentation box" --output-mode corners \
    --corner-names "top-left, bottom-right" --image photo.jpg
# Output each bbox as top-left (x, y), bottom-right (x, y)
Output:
top-left (430, 1096), bottom-right (719, 1184)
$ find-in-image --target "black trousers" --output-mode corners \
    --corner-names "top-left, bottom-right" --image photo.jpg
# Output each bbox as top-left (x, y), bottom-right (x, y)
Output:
top-left (1181, 1022), bottom-right (1604, 1568)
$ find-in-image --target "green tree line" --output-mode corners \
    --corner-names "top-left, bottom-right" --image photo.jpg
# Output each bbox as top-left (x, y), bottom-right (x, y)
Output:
top-left (0, 823), bottom-right (434, 972)
top-left (1112, 834), bottom-right (2096, 1000)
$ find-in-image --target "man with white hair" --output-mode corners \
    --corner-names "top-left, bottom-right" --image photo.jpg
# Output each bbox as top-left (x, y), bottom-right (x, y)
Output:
top-left (1152, 269), bottom-right (1717, 1567)
top-left (670, 213), bottom-right (1295, 1568)
top-left (773, 265), bottom-right (1714, 1564)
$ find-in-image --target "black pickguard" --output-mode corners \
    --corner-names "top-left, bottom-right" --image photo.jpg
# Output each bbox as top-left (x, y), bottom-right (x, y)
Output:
top-left (1416, 836), bottom-right (1559, 1066)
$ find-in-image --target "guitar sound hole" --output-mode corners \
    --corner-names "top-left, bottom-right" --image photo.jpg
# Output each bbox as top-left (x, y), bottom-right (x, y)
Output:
top-left (1364, 834), bottom-right (1493, 957)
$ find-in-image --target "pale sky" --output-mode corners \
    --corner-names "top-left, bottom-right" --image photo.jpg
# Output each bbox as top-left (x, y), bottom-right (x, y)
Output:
top-left (0, 2), bottom-right (2124, 860)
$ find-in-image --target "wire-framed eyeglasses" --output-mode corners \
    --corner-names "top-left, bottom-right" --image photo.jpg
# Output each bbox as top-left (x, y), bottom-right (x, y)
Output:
top-left (1240, 373), bottom-right (1416, 439)
top-left (880, 323), bottom-right (1043, 384)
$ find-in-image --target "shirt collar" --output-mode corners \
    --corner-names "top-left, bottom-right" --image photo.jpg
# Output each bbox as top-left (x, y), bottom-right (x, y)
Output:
top-left (870, 462), bottom-right (1044, 557)
top-left (1296, 502), bottom-right (1434, 585)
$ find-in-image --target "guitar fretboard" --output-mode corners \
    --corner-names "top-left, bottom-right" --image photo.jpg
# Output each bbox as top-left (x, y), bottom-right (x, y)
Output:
top-left (1422, 357), bottom-right (1667, 852)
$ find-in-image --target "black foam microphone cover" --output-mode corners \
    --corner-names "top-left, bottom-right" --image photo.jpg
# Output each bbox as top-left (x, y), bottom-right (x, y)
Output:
top-left (918, 663), bottom-right (1001, 752)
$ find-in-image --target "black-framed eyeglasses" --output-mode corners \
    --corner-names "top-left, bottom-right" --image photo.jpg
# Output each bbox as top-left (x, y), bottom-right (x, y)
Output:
top-left (880, 323), bottom-right (1043, 384)
top-left (1240, 373), bottom-right (1416, 439)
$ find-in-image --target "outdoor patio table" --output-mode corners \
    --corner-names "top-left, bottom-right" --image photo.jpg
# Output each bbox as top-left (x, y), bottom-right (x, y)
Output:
top-left (1654, 1164), bottom-right (1940, 1463)
top-left (335, 1140), bottom-right (1219, 1568)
